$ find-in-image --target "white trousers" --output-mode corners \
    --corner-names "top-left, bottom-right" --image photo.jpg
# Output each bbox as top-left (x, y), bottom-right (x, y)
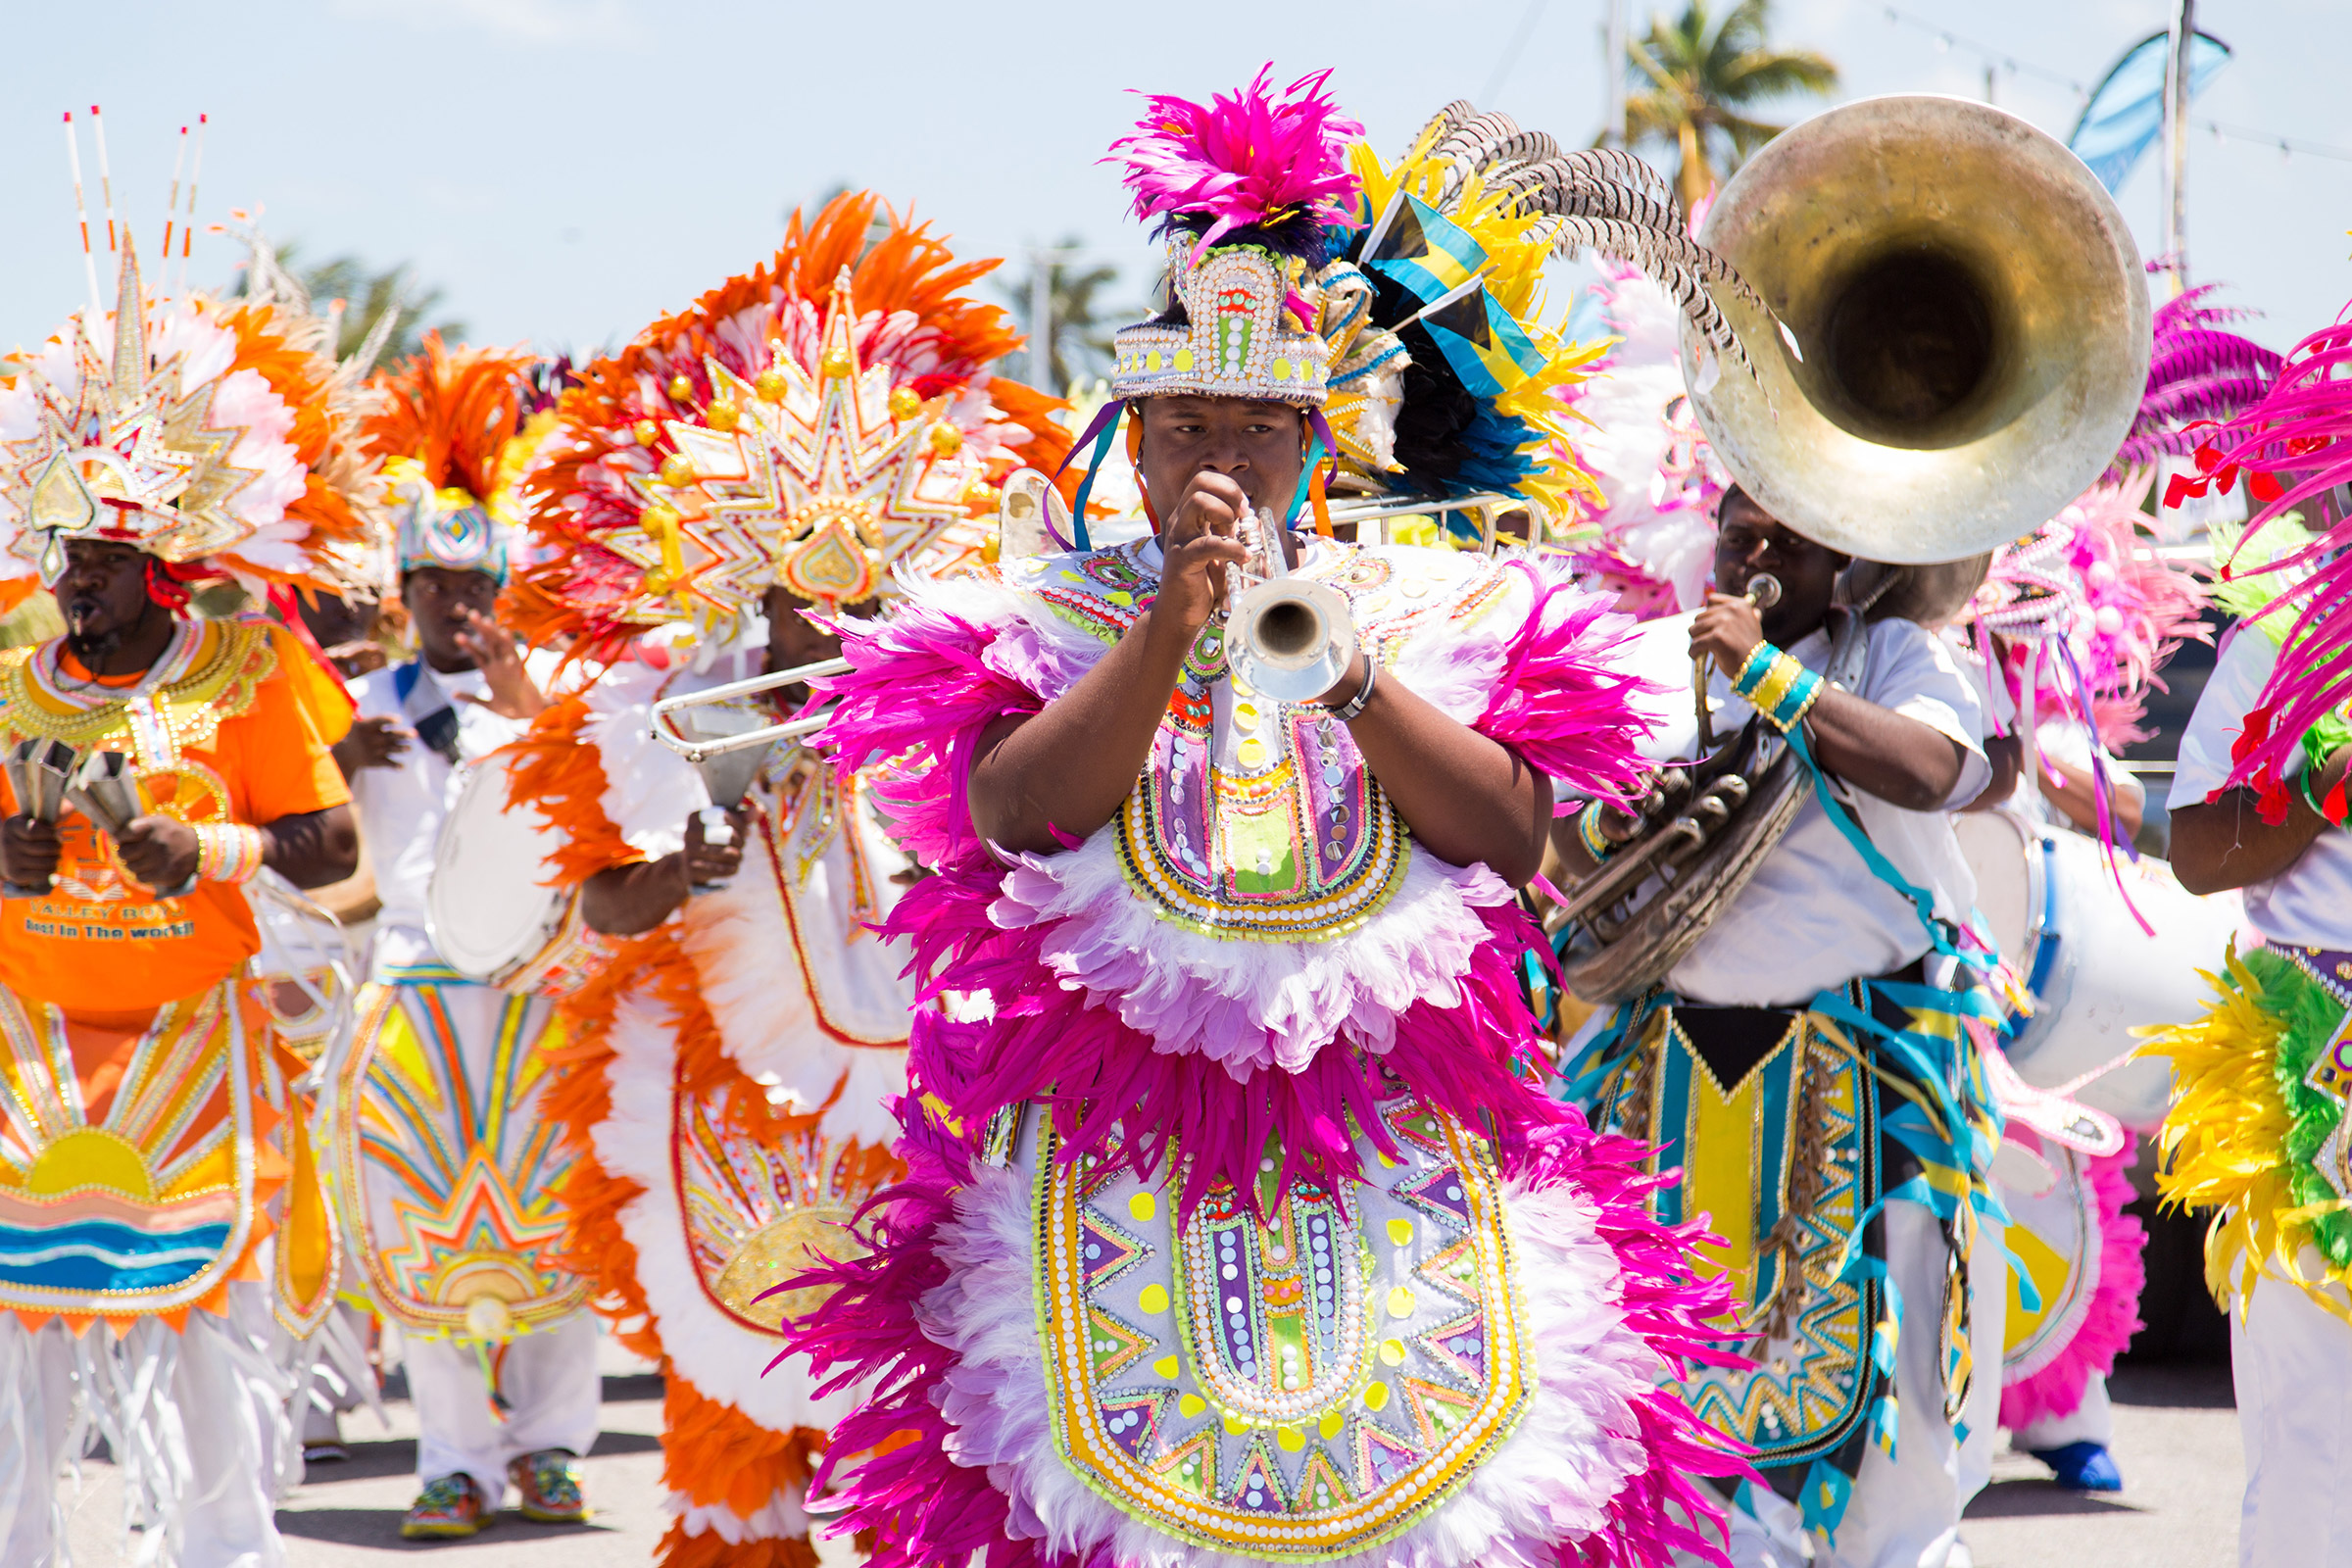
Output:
top-left (404, 1309), bottom-right (601, 1500)
top-left (1708, 1203), bottom-right (2007, 1568)
top-left (0, 1287), bottom-right (291, 1568)
top-left (2231, 1276), bottom-right (2352, 1568)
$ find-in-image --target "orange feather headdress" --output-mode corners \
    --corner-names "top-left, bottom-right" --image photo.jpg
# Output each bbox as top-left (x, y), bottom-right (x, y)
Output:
top-left (520, 192), bottom-right (1071, 657)
top-left (363, 332), bottom-right (539, 584)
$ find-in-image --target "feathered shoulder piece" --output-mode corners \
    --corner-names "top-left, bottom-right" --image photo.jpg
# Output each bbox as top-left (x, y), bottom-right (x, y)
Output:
top-left (520, 192), bottom-right (1070, 657)
top-left (365, 332), bottom-right (539, 583)
top-left (2172, 309), bottom-right (2352, 818)
top-left (0, 231), bottom-right (385, 612)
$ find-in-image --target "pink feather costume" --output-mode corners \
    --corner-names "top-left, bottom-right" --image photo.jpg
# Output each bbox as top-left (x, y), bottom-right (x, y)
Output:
top-left (781, 537), bottom-right (1748, 1568)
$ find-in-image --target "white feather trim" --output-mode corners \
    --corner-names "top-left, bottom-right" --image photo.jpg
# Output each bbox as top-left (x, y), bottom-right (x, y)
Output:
top-left (994, 825), bottom-right (1506, 1073)
top-left (921, 1162), bottom-right (1666, 1568)
top-left (591, 989), bottom-right (851, 1435)
top-left (664, 1484), bottom-right (810, 1544)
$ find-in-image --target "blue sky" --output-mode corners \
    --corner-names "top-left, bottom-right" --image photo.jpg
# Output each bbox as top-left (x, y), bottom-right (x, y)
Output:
top-left (2, 0), bottom-right (2345, 367)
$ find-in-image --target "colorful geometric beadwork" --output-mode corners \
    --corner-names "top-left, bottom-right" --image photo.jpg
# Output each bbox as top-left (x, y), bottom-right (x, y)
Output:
top-left (1014, 1089), bottom-right (1530, 1556)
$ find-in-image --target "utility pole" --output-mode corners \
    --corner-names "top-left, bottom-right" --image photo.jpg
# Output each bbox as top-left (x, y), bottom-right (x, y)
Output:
top-left (1603, 0), bottom-right (1628, 148)
top-left (1028, 246), bottom-right (1081, 393)
top-left (2160, 0), bottom-right (2194, 292)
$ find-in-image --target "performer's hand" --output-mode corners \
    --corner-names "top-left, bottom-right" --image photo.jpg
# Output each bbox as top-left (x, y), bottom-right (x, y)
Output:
top-left (1690, 592), bottom-right (1768, 672)
top-left (117, 814), bottom-right (200, 892)
top-left (1151, 472), bottom-right (1252, 640)
top-left (333, 715), bottom-right (411, 774)
top-left (676, 805), bottom-right (750, 892)
top-left (0, 815), bottom-right (61, 889)
top-left (453, 607), bottom-right (549, 721)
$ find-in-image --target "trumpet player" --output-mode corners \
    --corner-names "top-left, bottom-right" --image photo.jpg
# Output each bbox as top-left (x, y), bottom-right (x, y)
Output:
top-left (775, 72), bottom-right (1782, 1568)
top-left (491, 193), bottom-right (1076, 1568)
top-left (1557, 484), bottom-right (2008, 1568)
top-left (0, 233), bottom-right (367, 1566)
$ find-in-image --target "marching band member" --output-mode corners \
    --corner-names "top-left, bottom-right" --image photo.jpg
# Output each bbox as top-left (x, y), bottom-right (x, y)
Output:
top-left (1556, 481), bottom-right (2008, 1568)
top-left (2147, 312), bottom-right (2352, 1568)
top-left (331, 336), bottom-right (600, 1540)
top-left (501, 192), bottom-right (1070, 1567)
top-left (786, 74), bottom-right (1763, 1568)
top-left (0, 234), bottom-right (369, 1566)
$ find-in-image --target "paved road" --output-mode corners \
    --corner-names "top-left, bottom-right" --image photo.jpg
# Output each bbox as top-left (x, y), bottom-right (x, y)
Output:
top-left (59, 1334), bottom-right (2237, 1566)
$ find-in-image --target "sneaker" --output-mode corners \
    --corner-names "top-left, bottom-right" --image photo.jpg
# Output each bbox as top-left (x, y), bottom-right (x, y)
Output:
top-left (2028, 1440), bottom-right (2125, 1493)
top-left (303, 1442), bottom-right (350, 1464)
top-left (401, 1473), bottom-right (491, 1540)
top-left (509, 1448), bottom-right (589, 1524)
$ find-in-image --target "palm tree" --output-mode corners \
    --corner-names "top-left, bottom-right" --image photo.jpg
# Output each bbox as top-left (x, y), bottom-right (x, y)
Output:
top-left (228, 244), bottom-right (464, 368)
top-left (996, 237), bottom-right (1122, 393)
top-left (1623, 0), bottom-right (1838, 211)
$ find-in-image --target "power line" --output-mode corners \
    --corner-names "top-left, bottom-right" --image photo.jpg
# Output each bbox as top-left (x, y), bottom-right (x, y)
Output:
top-left (1482, 0), bottom-right (1551, 106)
top-left (1878, 4), bottom-right (2352, 166)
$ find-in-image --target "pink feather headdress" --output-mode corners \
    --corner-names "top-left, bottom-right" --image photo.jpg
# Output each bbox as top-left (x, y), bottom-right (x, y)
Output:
top-left (2116, 279), bottom-right (2283, 480)
top-left (2169, 310), bottom-right (2352, 818)
top-left (1106, 64), bottom-right (1363, 264)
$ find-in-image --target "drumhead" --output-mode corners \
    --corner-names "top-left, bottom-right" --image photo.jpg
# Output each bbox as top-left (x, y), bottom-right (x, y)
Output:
top-left (1951, 808), bottom-right (2036, 970)
top-left (425, 751), bottom-right (567, 982)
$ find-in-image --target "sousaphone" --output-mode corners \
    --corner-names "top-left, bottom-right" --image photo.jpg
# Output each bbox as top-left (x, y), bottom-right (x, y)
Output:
top-left (1556, 95), bottom-right (2152, 1005)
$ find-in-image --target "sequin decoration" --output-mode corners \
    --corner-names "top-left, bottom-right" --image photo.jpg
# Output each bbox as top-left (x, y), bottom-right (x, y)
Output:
top-left (1023, 1089), bottom-right (1531, 1555)
top-left (674, 1078), bottom-right (883, 1334)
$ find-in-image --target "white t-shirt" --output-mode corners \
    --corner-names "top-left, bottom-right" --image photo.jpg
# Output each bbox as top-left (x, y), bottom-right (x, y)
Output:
top-left (2169, 628), bottom-right (2352, 950)
top-left (1664, 615), bottom-right (1991, 1006)
top-left (344, 650), bottom-right (564, 976)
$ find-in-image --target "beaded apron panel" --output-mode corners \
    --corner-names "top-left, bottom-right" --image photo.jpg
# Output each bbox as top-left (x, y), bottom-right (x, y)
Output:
top-left (338, 980), bottom-right (586, 1339)
top-left (671, 1073), bottom-right (883, 1335)
top-left (1010, 541), bottom-right (1521, 944)
top-left (1595, 1006), bottom-right (1884, 1469)
top-left (997, 1089), bottom-right (1531, 1557)
top-left (0, 979), bottom-right (258, 1318)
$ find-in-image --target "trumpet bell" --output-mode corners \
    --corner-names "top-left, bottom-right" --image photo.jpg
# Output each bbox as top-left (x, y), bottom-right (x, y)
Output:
top-left (1684, 95), bottom-right (2151, 564)
top-left (1228, 578), bottom-right (1358, 705)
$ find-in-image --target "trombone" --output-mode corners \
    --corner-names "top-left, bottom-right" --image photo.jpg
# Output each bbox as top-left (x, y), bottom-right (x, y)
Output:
top-left (649, 658), bottom-right (852, 764)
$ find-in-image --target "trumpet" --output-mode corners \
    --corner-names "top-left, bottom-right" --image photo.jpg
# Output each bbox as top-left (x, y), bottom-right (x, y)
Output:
top-left (1224, 506), bottom-right (1358, 705)
top-left (648, 658), bottom-right (853, 765)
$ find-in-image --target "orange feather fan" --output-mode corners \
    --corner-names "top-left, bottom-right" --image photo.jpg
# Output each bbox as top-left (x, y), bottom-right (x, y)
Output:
top-left (363, 331), bottom-right (538, 503)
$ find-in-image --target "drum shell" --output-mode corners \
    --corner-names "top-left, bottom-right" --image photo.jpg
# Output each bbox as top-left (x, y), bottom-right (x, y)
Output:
top-left (425, 752), bottom-right (612, 998)
top-left (1956, 808), bottom-right (2244, 1132)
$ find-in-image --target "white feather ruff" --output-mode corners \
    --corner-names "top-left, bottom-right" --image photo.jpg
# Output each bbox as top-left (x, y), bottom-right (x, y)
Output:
top-left (591, 989), bottom-right (852, 1437)
top-left (919, 1164), bottom-right (1667, 1568)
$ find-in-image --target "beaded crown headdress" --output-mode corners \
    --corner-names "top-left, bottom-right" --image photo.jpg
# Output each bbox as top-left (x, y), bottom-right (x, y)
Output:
top-left (520, 193), bottom-right (1071, 656)
top-left (364, 333), bottom-right (540, 587)
top-left (0, 118), bottom-right (383, 615)
top-left (1061, 72), bottom-right (1763, 548)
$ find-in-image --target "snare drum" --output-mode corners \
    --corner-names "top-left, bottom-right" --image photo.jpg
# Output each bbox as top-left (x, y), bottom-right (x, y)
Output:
top-left (1955, 807), bottom-right (2246, 1131)
top-left (426, 750), bottom-right (614, 1000)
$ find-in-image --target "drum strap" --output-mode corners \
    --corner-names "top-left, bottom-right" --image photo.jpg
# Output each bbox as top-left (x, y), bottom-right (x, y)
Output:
top-left (394, 660), bottom-right (462, 766)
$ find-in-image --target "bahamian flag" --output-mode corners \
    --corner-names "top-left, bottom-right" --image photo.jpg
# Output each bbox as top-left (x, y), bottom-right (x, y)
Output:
top-left (1419, 285), bottom-right (1544, 398)
top-left (1361, 192), bottom-right (1488, 308)
top-left (2068, 29), bottom-right (2231, 194)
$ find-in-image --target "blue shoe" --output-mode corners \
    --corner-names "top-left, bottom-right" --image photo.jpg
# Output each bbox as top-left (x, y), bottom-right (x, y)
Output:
top-left (2028, 1441), bottom-right (2124, 1493)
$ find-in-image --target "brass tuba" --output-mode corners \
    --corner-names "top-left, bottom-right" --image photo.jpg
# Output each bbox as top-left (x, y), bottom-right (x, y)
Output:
top-left (1555, 95), bottom-right (2152, 1005)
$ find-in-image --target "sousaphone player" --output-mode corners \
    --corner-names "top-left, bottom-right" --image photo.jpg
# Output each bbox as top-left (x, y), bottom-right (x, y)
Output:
top-left (1551, 95), bottom-right (2151, 1568)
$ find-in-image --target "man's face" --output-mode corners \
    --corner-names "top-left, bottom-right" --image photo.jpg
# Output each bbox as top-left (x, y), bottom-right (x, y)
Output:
top-left (56, 540), bottom-right (157, 656)
top-left (403, 566), bottom-right (501, 667)
top-left (1713, 494), bottom-right (1847, 643)
top-left (761, 584), bottom-right (867, 678)
top-left (1136, 397), bottom-right (1306, 526)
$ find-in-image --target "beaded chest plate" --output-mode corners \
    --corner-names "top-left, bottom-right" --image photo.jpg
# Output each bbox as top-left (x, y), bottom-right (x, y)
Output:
top-left (1008, 540), bottom-right (1522, 944)
top-left (996, 1089), bottom-right (1532, 1557)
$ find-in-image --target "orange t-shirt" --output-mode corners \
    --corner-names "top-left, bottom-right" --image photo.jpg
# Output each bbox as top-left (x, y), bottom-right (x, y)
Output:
top-left (0, 619), bottom-right (353, 1015)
